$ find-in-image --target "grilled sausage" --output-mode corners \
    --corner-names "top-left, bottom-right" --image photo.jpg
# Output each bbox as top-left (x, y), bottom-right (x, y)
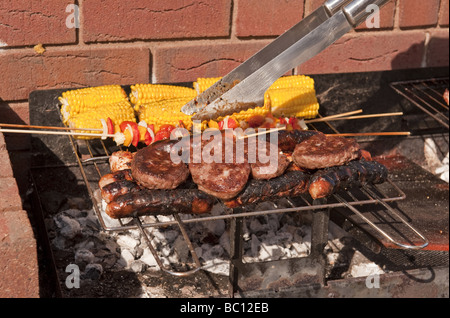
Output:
top-left (101, 179), bottom-right (142, 203)
top-left (224, 170), bottom-right (310, 208)
top-left (105, 188), bottom-right (216, 219)
top-left (308, 160), bottom-right (388, 199)
top-left (98, 169), bottom-right (133, 189)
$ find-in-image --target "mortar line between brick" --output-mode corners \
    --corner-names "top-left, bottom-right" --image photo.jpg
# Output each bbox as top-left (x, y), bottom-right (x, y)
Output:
top-left (230, 0), bottom-right (238, 41)
top-left (393, 0), bottom-right (400, 30)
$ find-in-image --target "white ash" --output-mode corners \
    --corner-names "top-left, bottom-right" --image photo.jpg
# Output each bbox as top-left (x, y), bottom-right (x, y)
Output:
top-left (47, 195), bottom-right (380, 286)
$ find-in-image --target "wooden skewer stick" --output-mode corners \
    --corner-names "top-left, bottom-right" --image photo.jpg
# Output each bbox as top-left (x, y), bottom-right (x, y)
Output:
top-left (0, 128), bottom-right (115, 138)
top-left (305, 109), bottom-right (363, 124)
top-left (306, 112), bottom-right (404, 123)
top-left (237, 126), bottom-right (286, 140)
top-left (0, 123), bottom-right (104, 132)
top-left (327, 132), bottom-right (411, 137)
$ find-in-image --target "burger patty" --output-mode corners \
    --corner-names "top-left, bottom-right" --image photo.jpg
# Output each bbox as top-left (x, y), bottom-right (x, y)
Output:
top-left (131, 139), bottom-right (190, 190)
top-left (292, 132), bottom-right (360, 169)
top-left (248, 139), bottom-right (290, 180)
top-left (189, 130), bottom-right (251, 200)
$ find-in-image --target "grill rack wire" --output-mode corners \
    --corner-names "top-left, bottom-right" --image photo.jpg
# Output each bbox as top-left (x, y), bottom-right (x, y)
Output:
top-left (390, 77), bottom-right (449, 130)
top-left (53, 96), bottom-right (429, 283)
top-left (68, 135), bottom-right (429, 280)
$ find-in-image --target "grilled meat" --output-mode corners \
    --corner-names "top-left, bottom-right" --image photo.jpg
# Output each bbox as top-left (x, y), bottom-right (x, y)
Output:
top-left (292, 132), bottom-right (360, 169)
top-left (101, 179), bottom-right (142, 203)
top-left (189, 131), bottom-right (251, 200)
top-left (110, 150), bottom-right (135, 172)
top-left (247, 139), bottom-right (290, 180)
top-left (105, 188), bottom-right (216, 219)
top-left (98, 169), bottom-right (133, 189)
top-left (276, 129), bottom-right (319, 152)
top-left (308, 159), bottom-right (388, 199)
top-left (224, 170), bottom-right (310, 208)
top-left (131, 139), bottom-right (190, 190)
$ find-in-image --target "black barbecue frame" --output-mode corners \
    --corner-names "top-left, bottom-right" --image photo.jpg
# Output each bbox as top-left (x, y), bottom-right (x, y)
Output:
top-left (53, 81), bottom-right (435, 297)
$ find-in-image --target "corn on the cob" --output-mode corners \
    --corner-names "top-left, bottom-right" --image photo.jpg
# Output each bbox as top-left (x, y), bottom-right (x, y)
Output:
top-left (67, 100), bottom-right (136, 139)
top-left (265, 87), bottom-right (320, 119)
top-left (138, 97), bottom-right (195, 132)
top-left (130, 84), bottom-right (196, 111)
top-left (216, 104), bottom-right (270, 122)
top-left (59, 85), bottom-right (128, 123)
top-left (193, 77), bottom-right (222, 94)
top-left (268, 75), bottom-right (315, 90)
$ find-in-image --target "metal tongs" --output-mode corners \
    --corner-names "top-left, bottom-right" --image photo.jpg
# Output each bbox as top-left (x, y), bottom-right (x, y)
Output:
top-left (181, 0), bottom-right (391, 121)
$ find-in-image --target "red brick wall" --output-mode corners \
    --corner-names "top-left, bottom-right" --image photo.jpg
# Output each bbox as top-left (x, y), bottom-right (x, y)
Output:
top-left (0, 0), bottom-right (448, 127)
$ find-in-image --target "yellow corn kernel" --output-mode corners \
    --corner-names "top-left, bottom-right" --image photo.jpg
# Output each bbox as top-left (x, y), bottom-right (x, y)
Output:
top-left (67, 100), bottom-right (136, 139)
top-left (193, 77), bottom-right (222, 94)
top-left (138, 97), bottom-right (194, 132)
top-left (215, 103), bottom-right (270, 123)
top-left (269, 75), bottom-right (315, 90)
top-left (130, 84), bottom-right (196, 111)
top-left (265, 87), bottom-right (319, 119)
top-left (59, 85), bottom-right (128, 123)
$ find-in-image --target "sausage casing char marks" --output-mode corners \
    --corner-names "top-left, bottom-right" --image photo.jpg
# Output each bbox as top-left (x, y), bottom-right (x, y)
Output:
top-left (224, 170), bottom-right (310, 208)
top-left (98, 129), bottom-right (389, 218)
top-left (308, 159), bottom-right (388, 199)
top-left (98, 169), bottom-right (133, 189)
top-left (105, 188), bottom-right (216, 218)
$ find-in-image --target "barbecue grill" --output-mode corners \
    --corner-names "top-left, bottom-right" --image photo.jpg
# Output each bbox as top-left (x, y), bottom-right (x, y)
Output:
top-left (26, 67), bottom-right (449, 298)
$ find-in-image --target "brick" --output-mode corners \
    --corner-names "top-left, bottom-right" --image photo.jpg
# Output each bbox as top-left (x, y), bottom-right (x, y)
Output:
top-left (0, 132), bottom-right (15, 178)
top-left (0, 47), bottom-right (150, 101)
top-left (356, 0), bottom-right (396, 30)
top-left (153, 41), bottom-right (270, 83)
top-left (0, 0), bottom-right (76, 47)
top-left (0, 209), bottom-right (39, 298)
top-left (0, 101), bottom-right (30, 125)
top-left (439, 0), bottom-right (449, 26)
top-left (304, 0), bottom-right (323, 15)
top-left (0, 177), bottom-right (22, 212)
top-left (0, 101), bottom-right (31, 151)
top-left (0, 147), bottom-right (14, 178)
top-left (426, 29), bottom-right (449, 68)
top-left (298, 31), bottom-right (426, 75)
top-left (82, 0), bottom-right (232, 43)
top-left (399, 0), bottom-right (440, 29)
top-left (235, 0), bottom-right (303, 37)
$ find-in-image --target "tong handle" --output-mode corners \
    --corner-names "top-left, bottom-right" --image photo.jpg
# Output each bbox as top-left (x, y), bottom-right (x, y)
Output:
top-left (343, 0), bottom-right (390, 26)
top-left (324, 0), bottom-right (352, 15)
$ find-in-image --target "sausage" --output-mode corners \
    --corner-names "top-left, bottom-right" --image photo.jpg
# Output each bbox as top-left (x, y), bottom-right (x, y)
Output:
top-left (308, 160), bottom-right (388, 199)
top-left (224, 170), bottom-right (310, 208)
top-left (98, 169), bottom-right (133, 189)
top-left (105, 188), bottom-right (216, 219)
top-left (101, 179), bottom-right (142, 203)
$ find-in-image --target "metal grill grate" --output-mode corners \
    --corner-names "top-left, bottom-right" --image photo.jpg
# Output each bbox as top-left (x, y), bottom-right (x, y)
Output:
top-left (390, 77), bottom-right (449, 129)
top-left (66, 123), bottom-right (429, 281)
